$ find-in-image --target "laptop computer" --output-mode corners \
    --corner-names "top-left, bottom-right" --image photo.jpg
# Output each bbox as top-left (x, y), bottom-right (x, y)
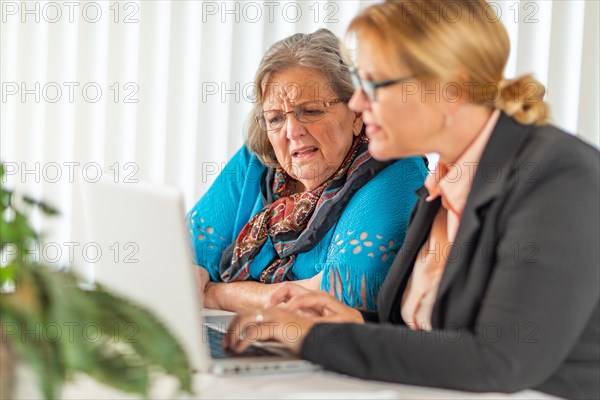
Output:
top-left (79, 176), bottom-right (318, 375)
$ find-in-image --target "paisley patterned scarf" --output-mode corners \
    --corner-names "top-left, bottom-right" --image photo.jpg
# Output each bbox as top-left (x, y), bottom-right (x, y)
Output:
top-left (219, 133), bottom-right (391, 283)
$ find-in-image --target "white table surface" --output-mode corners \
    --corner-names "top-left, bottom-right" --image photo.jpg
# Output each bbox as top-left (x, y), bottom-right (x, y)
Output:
top-left (57, 369), bottom-right (555, 400)
top-left (12, 308), bottom-right (555, 399)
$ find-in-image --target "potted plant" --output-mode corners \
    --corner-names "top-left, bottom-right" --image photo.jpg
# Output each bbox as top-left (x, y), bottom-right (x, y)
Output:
top-left (0, 162), bottom-right (194, 399)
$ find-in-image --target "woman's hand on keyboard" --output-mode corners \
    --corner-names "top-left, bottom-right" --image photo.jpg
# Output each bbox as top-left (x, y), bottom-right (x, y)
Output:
top-left (223, 307), bottom-right (315, 355)
top-left (224, 289), bottom-right (364, 355)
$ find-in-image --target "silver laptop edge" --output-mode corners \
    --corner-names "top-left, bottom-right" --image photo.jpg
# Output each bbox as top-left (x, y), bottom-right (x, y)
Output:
top-left (79, 176), bottom-right (317, 375)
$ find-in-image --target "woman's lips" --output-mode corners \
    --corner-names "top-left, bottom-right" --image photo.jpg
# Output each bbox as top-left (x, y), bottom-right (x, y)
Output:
top-left (291, 147), bottom-right (318, 159)
top-left (366, 124), bottom-right (383, 138)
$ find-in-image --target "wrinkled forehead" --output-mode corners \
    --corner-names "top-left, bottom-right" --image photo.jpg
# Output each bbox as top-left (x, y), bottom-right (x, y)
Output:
top-left (261, 68), bottom-right (336, 109)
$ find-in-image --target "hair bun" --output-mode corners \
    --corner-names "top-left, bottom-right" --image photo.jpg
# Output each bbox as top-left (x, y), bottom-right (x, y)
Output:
top-left (496, 75), bottom-right (549, 125)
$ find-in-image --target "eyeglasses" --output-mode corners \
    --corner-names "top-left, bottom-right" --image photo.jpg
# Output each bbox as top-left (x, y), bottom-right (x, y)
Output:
top-left (256, 99), bottom-right (343, 132)
top-left (349, 67), bottom-right (414, 103)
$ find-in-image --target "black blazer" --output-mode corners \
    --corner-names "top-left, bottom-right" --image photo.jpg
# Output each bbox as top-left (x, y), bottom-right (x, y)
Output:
top-left (301, 113), bottom-right (600, 399)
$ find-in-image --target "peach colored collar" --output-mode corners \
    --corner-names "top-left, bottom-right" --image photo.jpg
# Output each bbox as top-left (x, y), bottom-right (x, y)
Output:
top-left (425, 109), bottom-right (500, 218)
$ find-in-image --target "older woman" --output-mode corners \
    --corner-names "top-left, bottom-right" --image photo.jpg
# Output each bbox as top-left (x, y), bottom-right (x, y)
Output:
top-left (224, 1), bottom-right (599, 398)
top-left (187, 29), bottom-right (427, 312)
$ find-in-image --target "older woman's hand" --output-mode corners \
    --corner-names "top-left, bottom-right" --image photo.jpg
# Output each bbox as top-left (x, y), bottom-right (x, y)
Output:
top-left (223, 282), bottom-right (365, 355)
top-left (223, 287), bottom-right (365, 355)
top-left (223, 307), bottom-right (315, 355)
top-left (195, 265), bottom-right (210, 294)
top-left (267, 282), bottom-right (313, 307)
top-left (268, 284), bottom-right (365, 324)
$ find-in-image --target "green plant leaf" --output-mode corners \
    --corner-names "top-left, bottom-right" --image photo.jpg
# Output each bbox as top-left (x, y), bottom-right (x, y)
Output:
top-left (0, 169), bottom-right (194, 398)
top-left (87, 289), bottom-right (193, 394)
top-left (0, 264), bottom-right (15, 286)
top-left (0, 218), bottom-right (19, 250)
top-left (85, 344), bottom-right (150, 396)
top-left (14, 263), bottom-right (193, 397)
top-left (0, 187), bottom-right (10, 210)
top-left (14, 212), bottom-right (38, 242)
top-left (22, 196), bottom-right (59, 216)
top-left (1, 302), bottom-right (66, 400)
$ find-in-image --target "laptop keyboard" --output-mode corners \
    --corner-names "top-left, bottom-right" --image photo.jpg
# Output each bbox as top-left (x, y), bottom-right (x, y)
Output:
top-left (206, 326), bottom-right (278, 359)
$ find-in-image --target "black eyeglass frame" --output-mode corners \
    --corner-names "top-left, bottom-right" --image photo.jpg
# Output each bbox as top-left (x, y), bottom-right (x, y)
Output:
top-left (256, 99), bottom-right (344, 132)
top-left (349, 67), bottom-right (415, 103)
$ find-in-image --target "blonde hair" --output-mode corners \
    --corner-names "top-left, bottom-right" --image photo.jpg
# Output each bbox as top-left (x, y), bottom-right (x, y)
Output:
top-left (246, 29), bottom-right (355, 167)
top-left (347, 0), bottom-right (549, 125)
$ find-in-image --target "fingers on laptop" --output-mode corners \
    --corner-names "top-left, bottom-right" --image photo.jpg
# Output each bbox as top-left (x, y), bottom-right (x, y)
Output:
top-left (223, 308), bottom-right (313, 355)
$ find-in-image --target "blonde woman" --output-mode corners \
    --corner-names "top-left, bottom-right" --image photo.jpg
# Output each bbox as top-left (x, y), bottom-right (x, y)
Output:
top-left (224, 1), bottom-right (599, 398)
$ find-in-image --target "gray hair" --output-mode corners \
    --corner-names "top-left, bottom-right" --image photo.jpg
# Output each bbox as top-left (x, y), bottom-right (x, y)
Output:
top-left (245, 28), bottom-right (355, 167)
